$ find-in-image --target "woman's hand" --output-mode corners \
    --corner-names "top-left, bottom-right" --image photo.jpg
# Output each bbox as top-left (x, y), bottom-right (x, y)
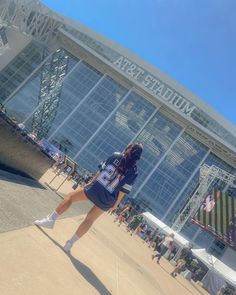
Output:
top-left (108, 203), bottom-right (118, 213)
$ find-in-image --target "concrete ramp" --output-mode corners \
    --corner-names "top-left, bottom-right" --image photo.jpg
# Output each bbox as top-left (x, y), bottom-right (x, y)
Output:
top-left (0, 169), bottom-right (91, 233)
top-left (0, 118), bottom-right (53, 180)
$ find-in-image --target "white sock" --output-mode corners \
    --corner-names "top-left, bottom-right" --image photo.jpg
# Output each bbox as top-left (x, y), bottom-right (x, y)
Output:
top-left (68, 234), bottom-right (80, 245)
top-left (48, 210), bottom-right (59, 221)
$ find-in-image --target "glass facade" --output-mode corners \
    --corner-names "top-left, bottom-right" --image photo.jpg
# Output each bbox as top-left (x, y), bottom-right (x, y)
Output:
top-left (75, 91), bottom-right (157, 170)
top-left (0, 41), bottom-right (50, 104)
top-left (190, 108), bottom-right (236, 150)
top-left (1, 36), bottom-right (235, 249)
top-left (50, 75), bottom-right (128, 158)
top-left (63, 27), bottom-right (236, 149)
top-left (135, 132), bottom-right (209, 217)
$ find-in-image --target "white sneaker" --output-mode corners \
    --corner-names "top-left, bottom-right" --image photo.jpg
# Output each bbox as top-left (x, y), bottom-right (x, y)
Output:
top-left (34, 217), bottom-right (55, 229)
top-left (63, 241), bottom-right (73, 253)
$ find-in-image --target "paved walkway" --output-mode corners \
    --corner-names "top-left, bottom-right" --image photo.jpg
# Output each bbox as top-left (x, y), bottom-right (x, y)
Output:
top-left (0, 170), bottom-right (209, 295)
top-left (0, 169), bottom-right (90, 233)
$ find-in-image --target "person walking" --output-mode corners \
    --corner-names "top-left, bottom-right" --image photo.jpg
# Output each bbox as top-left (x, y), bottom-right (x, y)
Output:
top-left (127, 214), bottom-right (143, 235)
top-left (114, 205), bottom-right (132, 226)
top-left (152, 233), bottom-right (175, 263)
top-left (34, 143), bottom-right (143, 253)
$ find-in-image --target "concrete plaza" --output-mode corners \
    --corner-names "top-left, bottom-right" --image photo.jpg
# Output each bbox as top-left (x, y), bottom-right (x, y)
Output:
top-left (0, 169), bottom-right (209, 295)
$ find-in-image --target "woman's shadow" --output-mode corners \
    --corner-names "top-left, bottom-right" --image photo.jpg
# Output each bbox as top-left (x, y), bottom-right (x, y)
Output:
top-left (36, 226), bottom-right (112, 295)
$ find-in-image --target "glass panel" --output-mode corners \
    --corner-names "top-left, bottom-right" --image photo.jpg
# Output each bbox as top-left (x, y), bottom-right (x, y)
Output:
top-left (0, 41), bottom-right (51, 104)
top-left (75, 91), bottom-right (156, 171)
top-left (136, 133), bottom-right (208, 217)
top-left (38, 61), bottom-right (102, 137)
top-left (181, 222), bottom-right (215, 248)
top-left (50, 76), bottom-right (127, 157)
top-left (130, 112), bottom-right (183, 197)
top-left (4, 49), bottom-right (78, 139)
top-left (191, 108), bottom-right (236, 149)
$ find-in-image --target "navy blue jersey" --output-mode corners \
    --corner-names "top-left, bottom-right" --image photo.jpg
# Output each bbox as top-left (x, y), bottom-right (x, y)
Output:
top-left (84, 152), bottom-right (138, 211)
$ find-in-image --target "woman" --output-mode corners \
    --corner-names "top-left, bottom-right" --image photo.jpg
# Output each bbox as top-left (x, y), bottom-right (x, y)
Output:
top-left (34, 142), bottom-right (143, 253)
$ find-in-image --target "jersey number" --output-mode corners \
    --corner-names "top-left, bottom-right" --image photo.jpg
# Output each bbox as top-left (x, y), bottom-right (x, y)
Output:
top-left (97, 165), bottom-right (121, 193)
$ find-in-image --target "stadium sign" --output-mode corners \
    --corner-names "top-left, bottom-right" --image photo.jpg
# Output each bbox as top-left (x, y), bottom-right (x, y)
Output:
top-left (113, 56), bottom-right (196, 117)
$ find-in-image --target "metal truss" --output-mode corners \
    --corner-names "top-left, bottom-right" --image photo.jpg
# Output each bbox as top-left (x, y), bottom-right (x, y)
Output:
top-left (172, 164), bottom-right (236, 232)
top-left (31, 49), bottom-right (69, 138)
top-left (0, 0), bottom-right (63, 49)
top-left (0, 1), bottom-right (71, 137)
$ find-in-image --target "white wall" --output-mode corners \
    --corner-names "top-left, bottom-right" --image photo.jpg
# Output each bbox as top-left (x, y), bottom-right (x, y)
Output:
top-left (0, 27), bottom-right (31, 71)
top-left (221, 247), bottom-right (236, 271)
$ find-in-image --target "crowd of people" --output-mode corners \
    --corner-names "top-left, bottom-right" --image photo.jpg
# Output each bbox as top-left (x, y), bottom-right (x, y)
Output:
top-left (110, 202), bottom-right (208, 282)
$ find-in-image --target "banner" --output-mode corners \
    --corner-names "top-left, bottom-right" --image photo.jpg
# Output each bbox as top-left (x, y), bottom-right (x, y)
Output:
top-left (192, 189), bottom-right (236, 249)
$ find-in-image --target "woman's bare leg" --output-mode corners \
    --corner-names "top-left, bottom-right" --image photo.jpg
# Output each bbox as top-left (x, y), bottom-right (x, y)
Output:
top-left (75, 205), bottom-right (104, 238)
top-left (34, 186), bottom-right (88, 228)
top-left (63, 205), bottom-right (104, 252)
top-left (56, 186), bottom-right (88, 215)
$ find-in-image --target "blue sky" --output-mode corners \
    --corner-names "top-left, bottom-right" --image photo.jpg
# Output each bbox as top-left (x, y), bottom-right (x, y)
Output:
top-left (42, 0), bottom-right (236, 126)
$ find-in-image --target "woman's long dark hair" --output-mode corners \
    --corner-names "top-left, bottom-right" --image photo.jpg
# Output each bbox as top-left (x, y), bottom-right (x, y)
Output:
top-left (115, 143), bottom-right (143, 175)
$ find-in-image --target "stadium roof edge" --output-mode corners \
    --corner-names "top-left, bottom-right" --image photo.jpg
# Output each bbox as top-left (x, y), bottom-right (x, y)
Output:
top-left (2, 0), bottom-right (236, 137)
top-left (44, 4), bottom-right (236, 136)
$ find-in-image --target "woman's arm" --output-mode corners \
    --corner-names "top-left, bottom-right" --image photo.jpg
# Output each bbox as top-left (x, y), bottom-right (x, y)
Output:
top-left (83, 171), bottom-right (100, 187)
top-left (90, 171), bottom-right (100, 183)
top-left (110, 191), bottom-right (125, 211)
